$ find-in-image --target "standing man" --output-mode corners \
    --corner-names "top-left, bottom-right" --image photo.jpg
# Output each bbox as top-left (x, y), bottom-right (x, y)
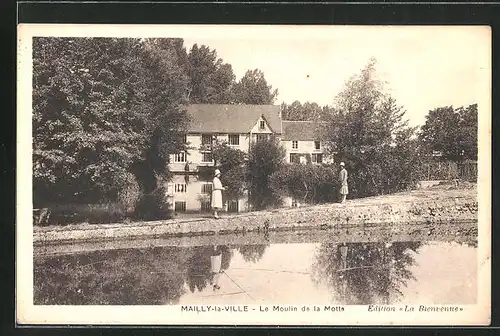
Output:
top-left (339, 162), bottom-right (348, 203)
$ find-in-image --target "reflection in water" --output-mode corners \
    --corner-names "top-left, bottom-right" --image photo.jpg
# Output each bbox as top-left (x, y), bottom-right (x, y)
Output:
top-left (33, 240), bottom-right (475, 305)
top-left (186, 245), bottom-right (232, 293)
top-left (34, 247), bottom-right (189, 305)
top-left (236, 244), bottom-right (269, 263)
top-left (311, 242), bottom-right (421, 305)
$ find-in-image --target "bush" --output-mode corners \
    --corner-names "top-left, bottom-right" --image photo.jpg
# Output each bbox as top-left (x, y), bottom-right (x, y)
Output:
top-left (247, 138), bottom-right (285, 210)
top-left (211, 141), bottom-right (247, 199)
top-left (38, 203), bottom-right (127, 226)
top-left (270, 164), bottom-right (338, 204)
top-left (117, 173), bottom-right (141, 215)
top-left (133, 185), bottom-right (171, 221)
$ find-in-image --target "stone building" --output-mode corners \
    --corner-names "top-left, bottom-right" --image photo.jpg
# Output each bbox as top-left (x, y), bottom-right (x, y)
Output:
top-left (167, 104), bottom-right (330, 214)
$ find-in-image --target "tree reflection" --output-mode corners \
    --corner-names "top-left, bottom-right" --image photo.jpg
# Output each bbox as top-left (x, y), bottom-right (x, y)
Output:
top-left (34, 246), bottom-right (190, 305)
top-left (236, 244), bottom-right (269, 263)
top-left (311, 241), bottom-right (421, 305)
top-left (185, 245), bottom-right (233, 293)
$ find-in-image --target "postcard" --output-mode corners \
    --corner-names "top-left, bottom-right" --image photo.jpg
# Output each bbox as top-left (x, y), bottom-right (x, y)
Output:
top-left (17, 24), bottom-right (491, 326)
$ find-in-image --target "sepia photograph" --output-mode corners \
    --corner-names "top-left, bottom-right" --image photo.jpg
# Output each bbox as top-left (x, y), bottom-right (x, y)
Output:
top-left (17, 24), bottom-right (490, 325)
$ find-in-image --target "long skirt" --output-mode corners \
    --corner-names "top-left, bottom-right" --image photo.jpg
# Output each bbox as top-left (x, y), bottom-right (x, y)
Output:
top-left (340, 183), bottom-right (349, 195)
top-left (211, 189), bottom-right (223, 209)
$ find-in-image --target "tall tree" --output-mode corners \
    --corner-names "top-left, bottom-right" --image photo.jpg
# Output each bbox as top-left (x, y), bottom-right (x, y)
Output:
top-left (281, 100), bottom-right (326, 121)
top-left (323, 58), bottom-right (419, 197)
top-left (211, 140), bottom-right (247, 200)
top-left (247, 138), bottom-right (285, 209)
top-left (32, 37), bottom-right (189, 212)
top-left (232, 69), bottom-right (278, 105)
top-left (419, 104), bottom-right (478, 161)
top-left (187, 44), bottom-right (236, 104)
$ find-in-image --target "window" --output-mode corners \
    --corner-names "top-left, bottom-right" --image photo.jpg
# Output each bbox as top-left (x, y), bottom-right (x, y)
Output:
top-left (291, 199), bottom-right (298, 208)
top-left (259, 120), bottom-right (265, 130)
top-left (292, 140), bottom-right (298, 149)
top-left (183, 134), bottom-right (187, 144)
top-left (227, 200), bottom-right (239, 213)
top-left (174, 184), bottom-right (187, 193)
top-left (290, 153), bottom-right (300, 163)
top-left (257, 134), bottom-right (268, 142)
top-left (201, 152), bottom-right (213, 163)
top-left (200, 201), bottom-right (211, 213)
top-left (175, 201), bottom-right (186, 212)
top-left (201, 183), bottom-right (212, 194)
top-left (228, 134), bottom-right (240, 146)
top-left (174, 152), bottom-right (186, 163)
top-left (314, 141), bottom-right (321, 150)
top-left (312, 153), bottom-right (323, 164)
top-left (202, 134), bottom-right (213, 145)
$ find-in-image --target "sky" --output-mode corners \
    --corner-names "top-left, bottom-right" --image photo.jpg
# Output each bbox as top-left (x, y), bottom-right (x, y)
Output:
top-left (19, 24), bottom-right (490, 128)
top-left (182, 26), bottom-right (490, 127)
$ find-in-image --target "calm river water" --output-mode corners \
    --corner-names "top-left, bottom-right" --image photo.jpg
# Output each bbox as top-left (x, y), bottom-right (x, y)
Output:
top-left (33, 237), bottom-right (477, 306)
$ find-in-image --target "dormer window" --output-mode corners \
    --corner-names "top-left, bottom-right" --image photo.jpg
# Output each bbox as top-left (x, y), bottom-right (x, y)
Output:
top-left (259, 120), bottom-right (265, 130)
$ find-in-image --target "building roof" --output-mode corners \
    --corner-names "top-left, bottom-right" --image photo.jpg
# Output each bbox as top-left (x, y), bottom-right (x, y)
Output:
top-left (186, 104), bottom-right (282, 134)
top-left (282, 121), bottom-right (323, 141)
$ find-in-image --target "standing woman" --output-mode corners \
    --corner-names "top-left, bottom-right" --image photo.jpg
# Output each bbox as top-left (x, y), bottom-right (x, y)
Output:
top-left (212, 169), bottom-right (225, 219)
top-left (339, 162), bottom-right (348, 203)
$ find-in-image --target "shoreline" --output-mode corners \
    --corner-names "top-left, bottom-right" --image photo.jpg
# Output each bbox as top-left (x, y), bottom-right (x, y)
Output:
top-left (33, 183), bottom-right (478, 247)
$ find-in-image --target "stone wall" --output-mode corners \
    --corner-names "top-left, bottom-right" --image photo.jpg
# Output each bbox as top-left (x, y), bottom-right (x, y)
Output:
top-left (33, 185), bottom-right (477, 245)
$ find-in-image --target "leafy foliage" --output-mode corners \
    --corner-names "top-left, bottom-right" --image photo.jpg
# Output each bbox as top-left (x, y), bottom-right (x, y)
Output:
top-left (247, 138), bottom-right (286, 209)
top-left (270, 163), bottom-right (338, 204)
top-left (211, 140), bottom-right (247, 199)
top-left (322, 58), bottom-right (420, 197)
top-left (280, 101), bottom-right (329, 121)
top-left (33, 37), bottom-right (189, 220)
top-left (187, 44), bottom-right (236, 104)
top-left (419, 104), bottom-right (478, 161)
top-left (232, 69), bottom-right (278, 105)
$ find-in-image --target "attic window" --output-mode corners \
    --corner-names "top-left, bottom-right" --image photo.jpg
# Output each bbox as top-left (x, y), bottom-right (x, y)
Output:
top-left (292, 140), bottom-right (298, 149)
top-left (314, 141), bottom-right (321, 150)
top-left (259, 120), bottom-right (265, 130)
